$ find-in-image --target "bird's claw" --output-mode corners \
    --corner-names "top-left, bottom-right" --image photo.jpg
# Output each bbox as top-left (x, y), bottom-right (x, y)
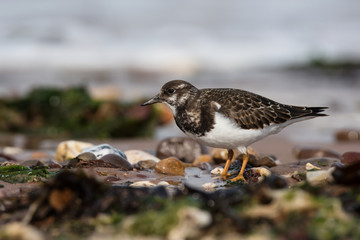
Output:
top-left (230, 175), bottom-right (246, 182)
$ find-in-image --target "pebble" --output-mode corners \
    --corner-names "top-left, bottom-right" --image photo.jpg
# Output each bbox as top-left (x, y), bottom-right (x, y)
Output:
top-left (193, 154), bottom-right (214, 166)
top-left (202, 182), bottom-right (217, 192)
top-left (130, 181), bottom-right (169, 187)
top-left (168, 207), bottom-right (211, 240)
top-left (124, 150), bottom-right (160, 165)
top-left (332, 162), bottom-right (360, 185)
top-left (134, 160), bottom-right (157, 170)
top-left (197, 162), bottom-right (212, 171)
top-left (335, 129), bottom-right (360, 142)
top-left (156, 137), bottom-right (207, 163)
top-left (82, 144), bottom-right (127, 160)
top-left (100, 154), bottom-right (132, 170)
top-left (55, 140), bottom-right (94, 162)
top-left (210, 167), bottom-right (224, 175)
top-left (154, 157), bottom-right (185, 176)
top-left (77, 152), bottom-right (97, 161)
top-left (341, 151), bottom-right (360, 165)
top-left (293, 147), bottom-right (341, 160)
top-left (0, 222), bottom-right (45, 240)
top-left (249, 167), bottom-right (272, 182)
top-left (306, 168), bottom-right (335, 186)
top-left (249, 155), bottom-right (278, 168)
top-left (46, 159), bottom-right (62, 169)
top-left (298, 157), bottom-right (340, 168)
top-left (305, 163), bottom-right (321, 171)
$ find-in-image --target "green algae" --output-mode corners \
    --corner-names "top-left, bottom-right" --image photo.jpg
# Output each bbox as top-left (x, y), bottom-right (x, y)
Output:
top-left (0, 165), bottom-right (55, 183)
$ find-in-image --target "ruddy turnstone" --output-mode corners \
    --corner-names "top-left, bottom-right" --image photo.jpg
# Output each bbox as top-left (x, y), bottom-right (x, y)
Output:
top-left (141, 80), bottom-right (327, 182)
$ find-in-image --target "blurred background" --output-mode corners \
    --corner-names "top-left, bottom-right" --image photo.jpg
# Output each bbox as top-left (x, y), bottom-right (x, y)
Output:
top-left (0, 0), bottom-right (359, 145)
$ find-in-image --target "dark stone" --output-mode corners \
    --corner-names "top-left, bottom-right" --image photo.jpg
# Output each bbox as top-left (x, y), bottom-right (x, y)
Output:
top-left (134, 160), bottom-right (157, 170)
top-left (341, 152), bottom-right (360, 166)
top-left (333, 162), bottom-right (360, 185)
top-left (248, 155), bottom-right (277, 168)
top-left (100, 154), bottom-right (132, 171)
top-left (293, 147), bottom-right (341, 160)
top-left (46, 159), bottom-right (62, 169)
top-left (156, 137), bottom-right (208, 163)
top-left (336, 129), bottom-right (360, 142)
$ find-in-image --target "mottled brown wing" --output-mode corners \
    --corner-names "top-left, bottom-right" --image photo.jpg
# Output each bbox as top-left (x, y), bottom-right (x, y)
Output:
top-left (204, 89), bottom-right (323, 130)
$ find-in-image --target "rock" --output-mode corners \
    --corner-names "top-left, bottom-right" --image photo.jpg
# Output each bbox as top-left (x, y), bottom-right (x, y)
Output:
top-left (270, 164), bottom-right (305, 176)
top-left (125, 150), bottom-right (160, 165)
top-left (335, 129), bottom-right (360, 142)
top-left (249, 155), bottom-right (278, 168)
top-left (66, 158), bottom-right (120, 168)
top-left (211, 167), bottom-right (223, 175)
top-left (197, 162), bottom-right (212, 171)
top-left (202, 182), bottom-right (217, 192)
top-left (298, 157), bottom-right (340, 168)
top-left (46, 159), bottom-right (62, 169)
top-left (293, 147), bottom-right (341, 160)
top-left (20, 160), bottom-right (44, 168)
top-left (211, 148), bottom-right (229, 163)
top-left (82, 144), bottom-right (127, 160)
top-left (0, 152), bottom-right (17, 162)
top-left (100, 154), bottom-right (132, 170)
top-left (134, 160), bottom-right (157, 170)
top-left (130, 181), bottom-right (156, 187)
top-left (55, 140), bottom-right (94, 162)
top-left (77, 152), bottom-right (97, 161)
top-left (0, 222), bottom-right (45, 240)
top-left (341, 151), bottom-right (360, 165)
top-left (168, 207), bottom-right (211, 240)
top-left (305, 163), bottom-right (321, 171)
top-left (156, 137), bottom-right (207, 163)
top-left (332, 161), bottom-right (360, 185)
top-left (248, 167), bottom-right (272, 182)
top-left (154, 157), bottom-right (185, 176)
top-left (193, 154), bottom-right (214, 166)
top-left (306, 168), bottom-right (335, 185)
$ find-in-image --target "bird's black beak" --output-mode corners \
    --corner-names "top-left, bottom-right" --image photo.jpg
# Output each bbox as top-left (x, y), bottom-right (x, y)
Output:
top-left (141, 94), bottom-right (161, 106)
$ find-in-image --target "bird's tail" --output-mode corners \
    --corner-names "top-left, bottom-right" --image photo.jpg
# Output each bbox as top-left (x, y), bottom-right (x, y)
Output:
top-left (306, 107), bottom-right (328, 117)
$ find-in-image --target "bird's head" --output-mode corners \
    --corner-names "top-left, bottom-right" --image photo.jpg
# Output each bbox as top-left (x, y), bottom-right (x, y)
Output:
top-left (141, 80), bottom-right (198, 114)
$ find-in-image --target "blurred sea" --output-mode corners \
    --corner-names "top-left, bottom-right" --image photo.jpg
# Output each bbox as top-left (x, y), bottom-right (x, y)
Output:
top-left (0, 0), bottom-right (359, 142)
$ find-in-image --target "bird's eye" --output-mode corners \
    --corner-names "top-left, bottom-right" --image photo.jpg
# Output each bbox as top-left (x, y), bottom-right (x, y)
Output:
top-left (167, 88), bottom-right (175, 94)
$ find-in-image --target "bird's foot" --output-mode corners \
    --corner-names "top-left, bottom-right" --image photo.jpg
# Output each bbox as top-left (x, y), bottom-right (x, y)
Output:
top-left (220, 172), bottom-right (231, 179)
top-left (230, 175), bottom-right (246, 182)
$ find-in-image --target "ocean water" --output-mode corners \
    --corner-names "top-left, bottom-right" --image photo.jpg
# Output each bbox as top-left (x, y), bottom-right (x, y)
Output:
top-left (0, 0), bottom-right (359, 142)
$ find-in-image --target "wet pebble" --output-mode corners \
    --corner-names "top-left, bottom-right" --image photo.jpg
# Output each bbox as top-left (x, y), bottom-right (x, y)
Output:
top-left (46, 159), bottom-right (62, 169)
top-left (77, 152), bottom-right (97, 161)
top-left (55, 140), bottom-right (94, 162)
top-left (197, 162), bottom-right (212, 171)
top-left (332, 162), bottom-right (360, 185)
top-left (293, 147), bottom-right (341, 160)
top-left (100, 154), bottom-right (132, 170)
top-left (134, 160), bottom-right (157, 170)
top-left (154, 157), bottom-right (185, 176)
top-left (82, 144), bottom-right (127, 160)
top-left (341, 151), bottom-right (360, 166)
top-left (298, 157), bottom-right (340, 168)
top-left (248, 155), bottom-right (278, 168)
top-left (156, 137), bottom-right (207, 163)
top-left (125, 150), bottom-right (160, 165)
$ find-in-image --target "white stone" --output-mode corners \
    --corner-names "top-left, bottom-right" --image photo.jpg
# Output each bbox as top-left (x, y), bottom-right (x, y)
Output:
top-left (251, 167), bottom-right (272, 182)
top-left (202, 182), bottom-right (217, 192)
top-left (124, 150), bottom-right (160, 164)
top-left (306, 168), bottom-right (335, 186)
top-left (55, 140), bottom-right (93, 162)
top-left (130, 181), bottom-right (156, 187)
top-left (82, 144), bottom-right (127, 160)
top-left (211, 167), bottom-right (224, 175)
top-left (306, 162), bottom-right (321, 171)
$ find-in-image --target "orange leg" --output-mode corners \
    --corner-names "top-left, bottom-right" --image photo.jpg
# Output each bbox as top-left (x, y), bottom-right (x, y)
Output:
top-left (221, 149), bottom-right (234, 179)
top-left (230, 151), bottom-right (248, 182)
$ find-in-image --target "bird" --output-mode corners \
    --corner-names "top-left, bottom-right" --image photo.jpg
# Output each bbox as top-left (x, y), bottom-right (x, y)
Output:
top-left (141, 80), bottom-right (327, 182)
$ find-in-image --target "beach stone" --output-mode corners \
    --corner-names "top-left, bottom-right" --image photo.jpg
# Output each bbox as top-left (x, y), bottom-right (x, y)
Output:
top-left (77, 152), bottom-right (97, 161)
top-left (197, 162), bottom-right (212, 171)
top-left (270, 164), bottom-right (305, 176)
top-left (55, 140), bottom-right (94, 163)
top-left (248, 167), bottom-right (271, 182)
top-left (211, 167), bottom-right (224, 175)
top-left (193, 154), bottom-right (214, 166)
top-left (341, 151), bottom-right (360, 165)
top-left (155, 157), bottom-right (185, 176)
top-left (332, 161), bottom-right (360, 185)
top-left (211, 148), bottom-right (229, 163)
top-left (306, 168), bottom-right (335, 186)
top-left (335, 129), bottom-right (360, 142)
top-left (156, 137), bottom-right (207, 163)
top-left (82, 144), bottom-right (127, 160)
top-left (0, 222), bottom-right (45, 240)
top-left (298, 157), bottom-right (340, 168)
top-left (46, 159), bottom-right (62, 169)
top-left (305, 163), bottom-right (321, 171)
top-left (293, 147), bottom-right (341, 160)
top-left (135, 160), bottom-right (157, 170)
top-left (249, 155), bottom-right (278, 168)
top-left (125, 150), bottom-right (160, 164)
top-left (100, 154), bottom-right (132, 170)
